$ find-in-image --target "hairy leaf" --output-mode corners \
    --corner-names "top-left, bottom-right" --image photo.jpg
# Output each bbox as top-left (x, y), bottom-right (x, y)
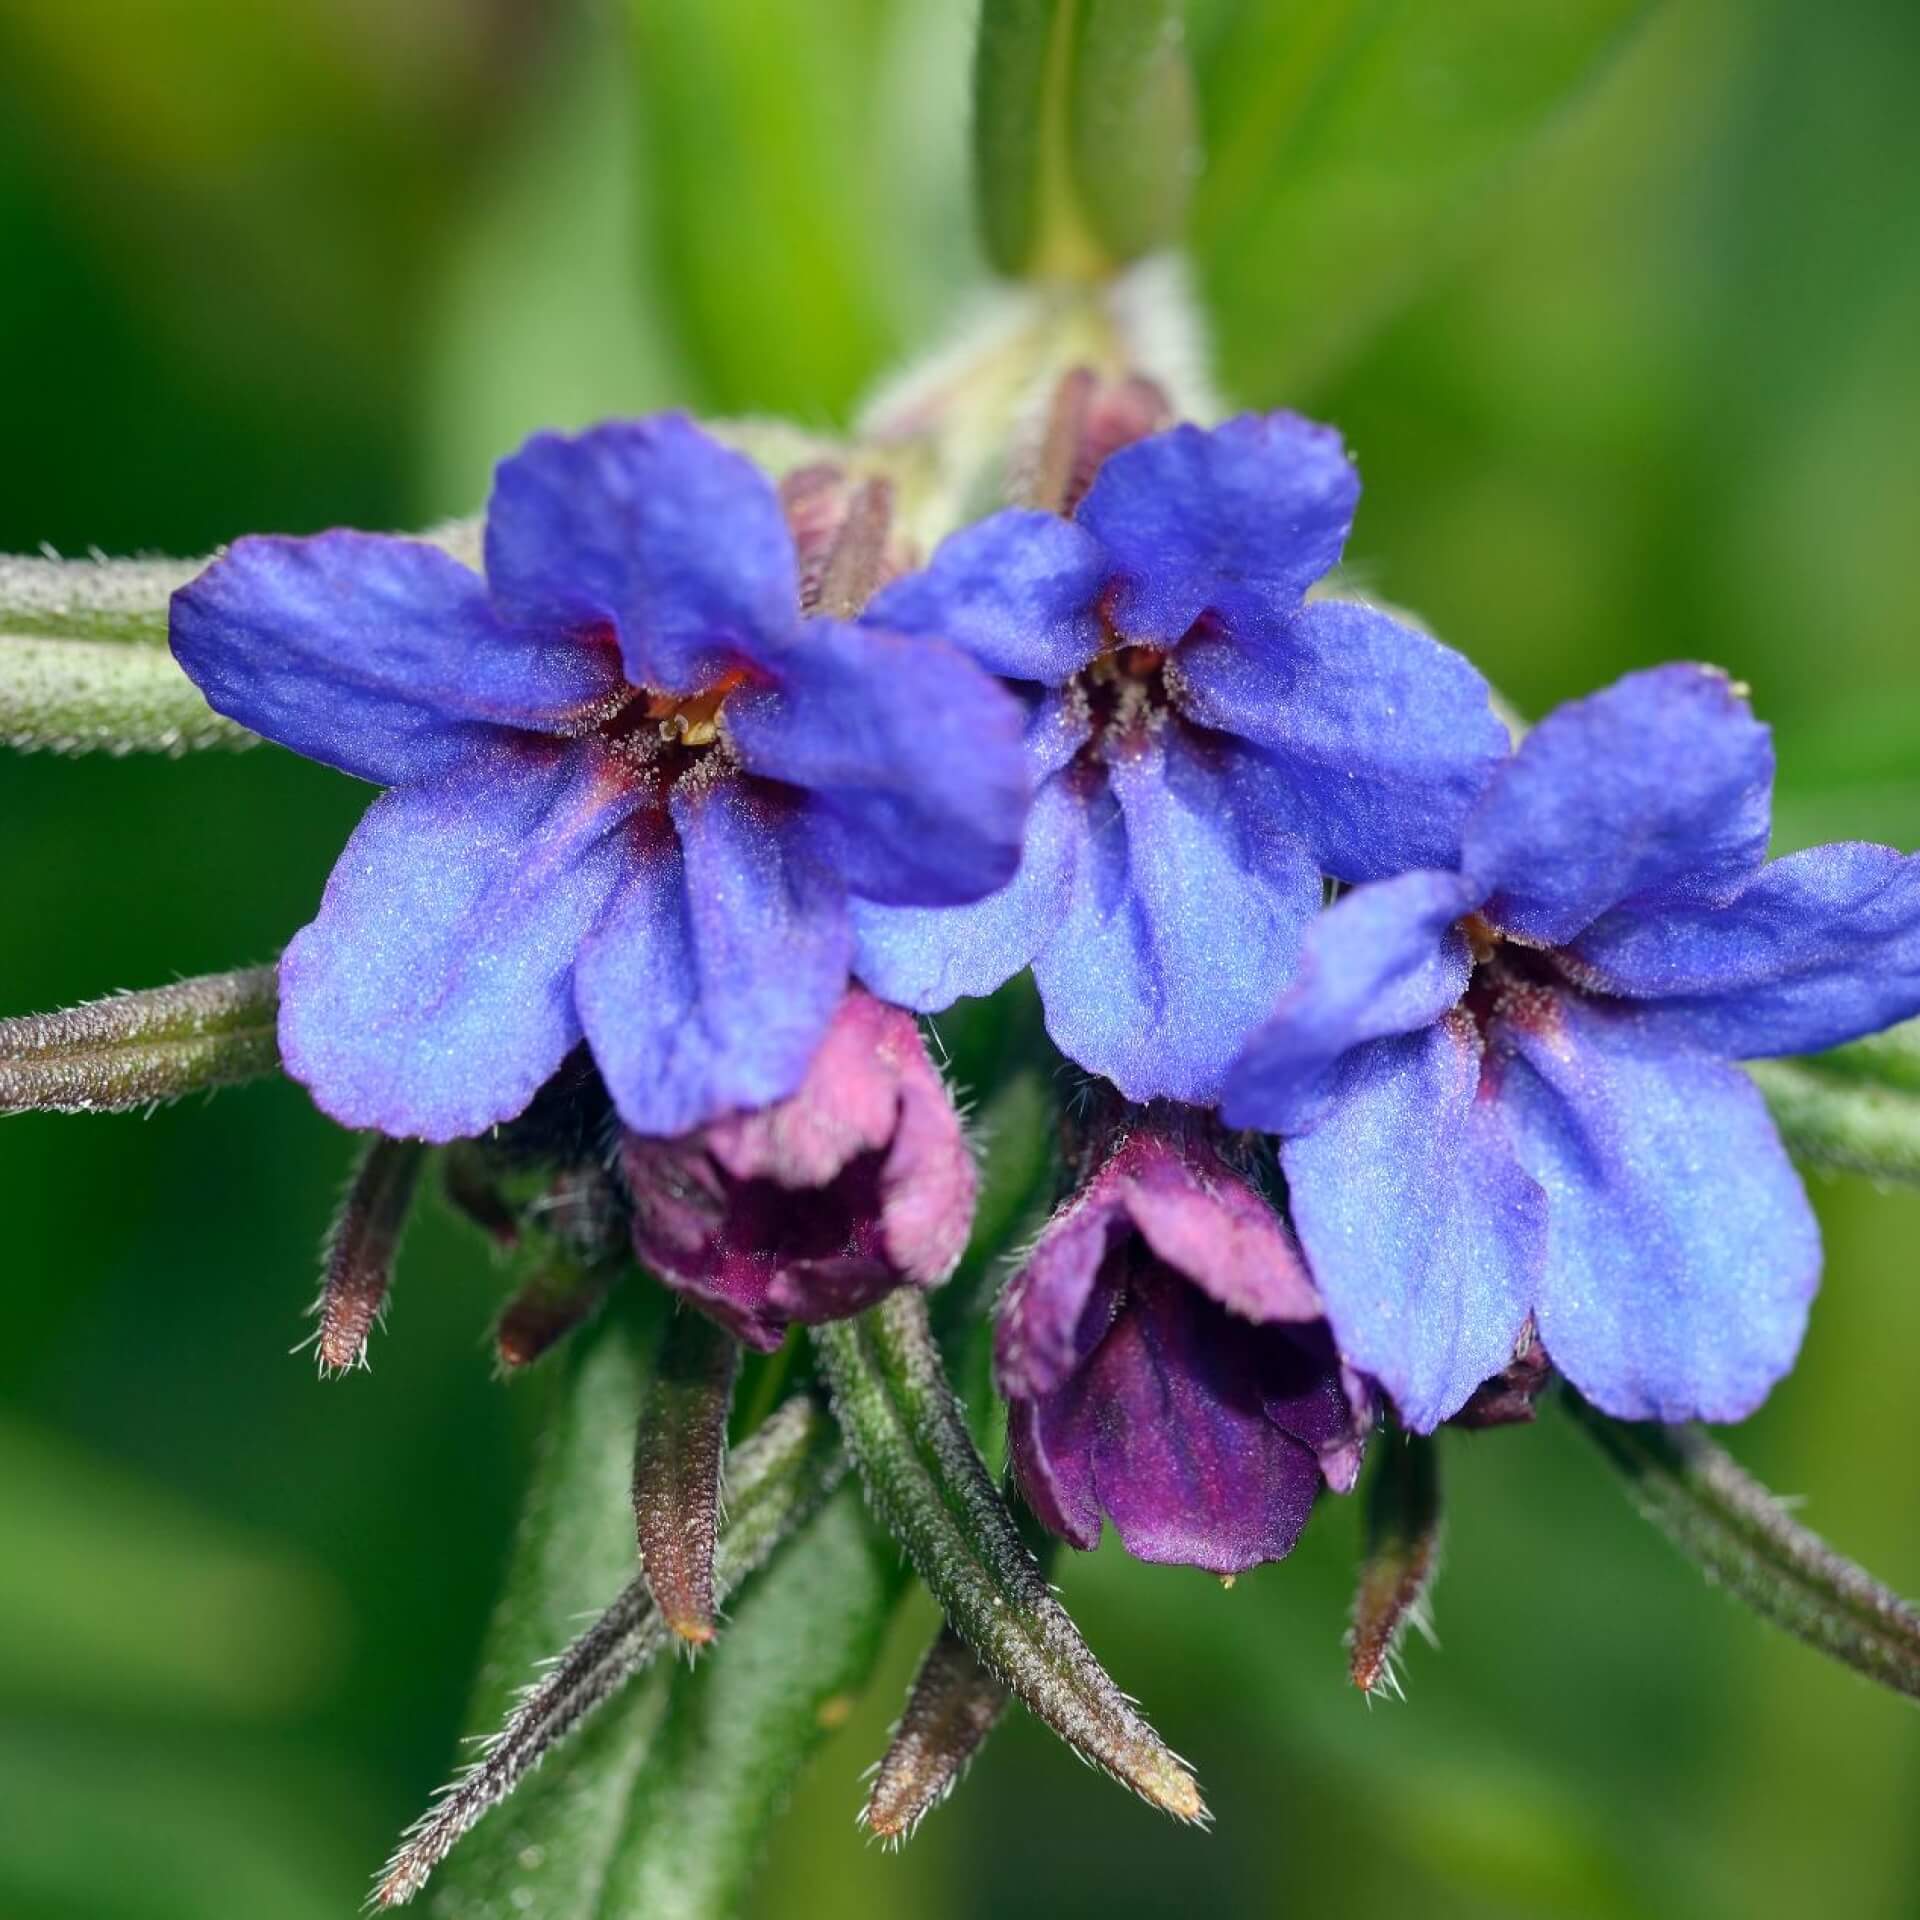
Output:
top-left (1567, 1393), bottom-right (1920, 1703)
top-left (1749, 1059), bottom-right (1920, 1187)
top-left (0, 966), bottom-right (280, 1114)
top-left (813, 1291), bottom-right (1204, 1822)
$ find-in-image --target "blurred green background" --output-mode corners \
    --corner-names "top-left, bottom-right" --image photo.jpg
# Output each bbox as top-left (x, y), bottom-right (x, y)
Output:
top-left (3, 1), bottom-right (1919, 1915)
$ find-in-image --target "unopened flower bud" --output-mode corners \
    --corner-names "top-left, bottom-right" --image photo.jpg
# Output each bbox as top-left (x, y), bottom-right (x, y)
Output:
top-left (996, 1106), bottom-right (1368, 1575)
top-left (620, 990), bottom-right (974, 1351)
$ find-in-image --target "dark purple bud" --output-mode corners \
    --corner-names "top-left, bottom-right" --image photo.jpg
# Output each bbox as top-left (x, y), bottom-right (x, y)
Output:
top-left (1451, 1326), bottom-right (1554, 1430)
top-left (997, 1109), bottom-right (1367, 1575)
top-left (620, 989), bottom-right (975, 1352)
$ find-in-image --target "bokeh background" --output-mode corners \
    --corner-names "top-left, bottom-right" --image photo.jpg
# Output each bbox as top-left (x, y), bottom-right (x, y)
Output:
top-left (4, 0), bottom-right (1919, 1915)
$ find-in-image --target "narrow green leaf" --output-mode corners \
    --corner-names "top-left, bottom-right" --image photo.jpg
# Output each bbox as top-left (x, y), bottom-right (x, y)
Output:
top-left (380, 1390), bottom-right (846, 1909)
top-left (1067, 0), bottom-right (1197, 264)
top-left (1191, 0), bottom-right (1648, 395)
top-left (972, 0), bottom-right (1061, 276)
top-left (1348, 1431), bottom-right (1442, 1697)
top-left (1749, 1059), bottom-right (1920, 1186)
top-left (0, 632), bottom-right (256, 755)
top-left (314, 1136), bottom-right (427, 1376)
top-left (976, 0), bottom-right (1192, 278)
top-left (1788, 1017), bottom-right (1920, 1099)
top-left (812, 1291), bottom-right (1205, 1822)
top-left (0, 551), bottom-right (195, 645)
top-left (380, 1292), bottom-right (670, 1912)
top-left (1566, 1392), bottom-right (1920, 1702)
top-left (0, 965), bottom-right (280, 1115)
top-left (632, 1310), bottom-right (741, 1645)
top-left (595, 1485), bottom-right (904, 1919)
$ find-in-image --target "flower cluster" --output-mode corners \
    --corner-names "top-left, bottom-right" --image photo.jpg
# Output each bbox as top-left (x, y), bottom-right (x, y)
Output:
top-left (168, 399), bottom-right (1920, 1579)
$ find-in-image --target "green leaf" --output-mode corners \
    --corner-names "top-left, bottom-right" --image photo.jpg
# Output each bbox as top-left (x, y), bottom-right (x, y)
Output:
top-left (0, 632), bottom-right (256, 754)
top-left (382, 1292), bottom-right (669, 1913)
top-left (811, 1291), bottom-right (1204, 1822)
top-left (384, 1387), bottom-right (848, 1909)
top-left (1189, 0), bottom-right (1649, 396)
top-left (974, 0), bottom-right (1194, 280)
top-left (595, 1486), bottom-right (905, 1919)
top-left (973, 0), bottom-right (1059, 275)
top-left (1788, 1016), bottom-right (1920, 1099)
top-left (1067, 0), bottom-right (1197, 265)
top-left (0, 965), bottom-right (281, 1114)
top-left (1348, 1429), bottom-right (1442, 1697)
top-left (1748, 1059), bottom-right (1920, 1186)
top-left (1566, 1392), bottom-right (1920, 1702)
top-left (0, 551), bottom-right (195, 644)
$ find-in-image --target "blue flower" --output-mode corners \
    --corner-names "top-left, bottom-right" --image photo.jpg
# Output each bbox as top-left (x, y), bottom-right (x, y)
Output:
top-left (1222, 665), bottom-right (1920, 1430)
top-left (169, 415), bottom-right (1029, 1143)
top-left (849, 412), bottom-right (1510, 1102)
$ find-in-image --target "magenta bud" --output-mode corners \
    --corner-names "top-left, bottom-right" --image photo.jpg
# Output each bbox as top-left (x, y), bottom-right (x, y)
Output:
top-left (996, 1108), bottom-right (1369, 1576)
top-left (620, 989), bottom-right (975, 1351)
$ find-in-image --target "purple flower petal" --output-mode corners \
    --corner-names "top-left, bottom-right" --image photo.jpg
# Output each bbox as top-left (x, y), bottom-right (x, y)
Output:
top-left (724, 618), bottom-right (1030, 907)
top-left (1495, 992), bottom-right (1819, 1423)
top-left (708, 990), bottom-right (976, 1290)
top-left (994, 1168), bottom-right (1131, 1402)
top-left (169, 533), bottom-right (620, 785)
top-left (1074, 413), bottom-right (1358, 643)
top-left (1463, 664), bottom-right (1774, 946)
top-left (1122, 1135), bottom-right (1323, 1325)
top-left (995, 1124), bottom-right (1316, 1403)
top-left (1036, 726), bottom-right (1323, 1103)
top-left (1011, 1266), bottom-right (1330, 1574)
top-left (484, 416), bottom-right (800, 695)
top-left (851, 750), bottom-right (1085, 1013)
top-left (859, 509), bottom-right (1106, 682)
top-left (278, 738), bottom-right (640, 1140)
top-left (574, 771), bottom-right (851, 1138)
top-left (1171, 598), bottom-right (1510, 879)
top-left (623, 990), bottom-right (973, 1350)
top-left (1222, 869), bottom-right (1479, 1135)
top-left (1282, 1017), bottom-right (1545, 1432)
top-left (1566, 842), bottom-right (1920, 1059)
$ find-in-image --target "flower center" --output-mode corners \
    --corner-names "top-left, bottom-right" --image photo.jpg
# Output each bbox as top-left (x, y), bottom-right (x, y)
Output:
top-left (1458, 919), bottom-right (1569, 1043)
top-left (643, 670), bottom-right (750, 748)
top-left (593, 668), bottom-right (753, 788)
